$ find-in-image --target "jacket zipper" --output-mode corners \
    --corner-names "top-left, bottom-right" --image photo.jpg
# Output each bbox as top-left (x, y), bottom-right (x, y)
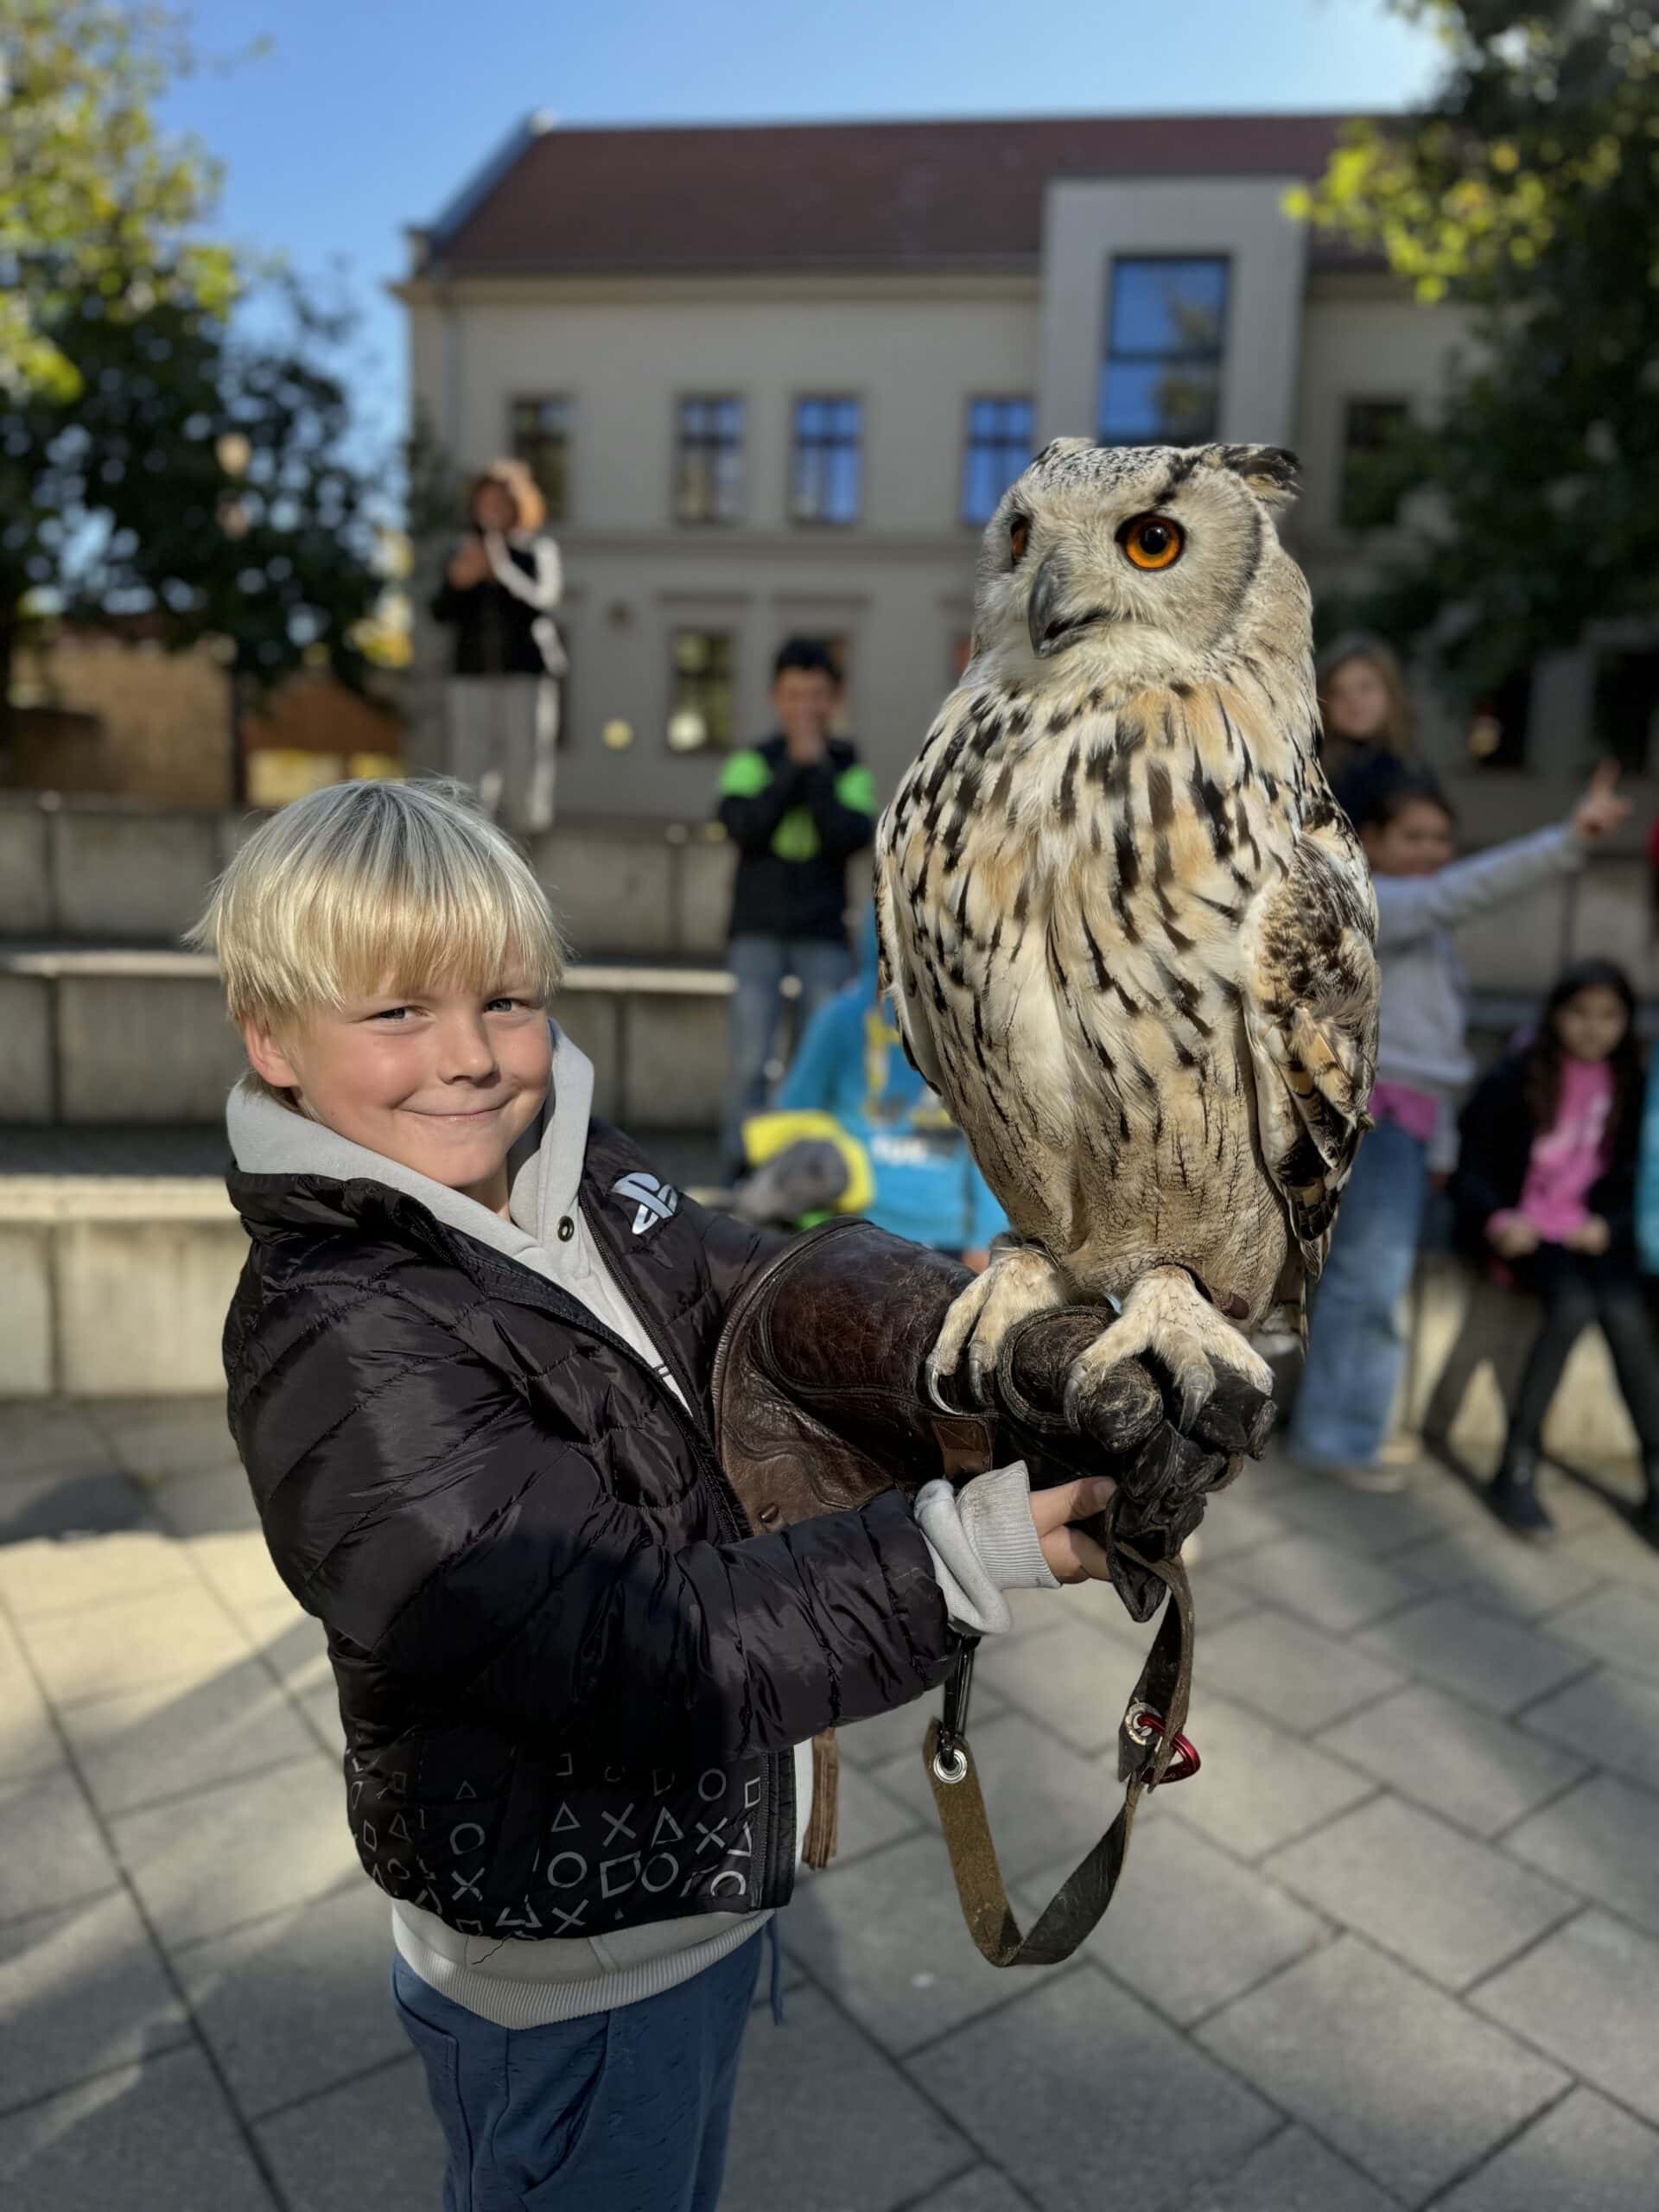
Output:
top-left (445, 1209), bottom-right (800, 1902)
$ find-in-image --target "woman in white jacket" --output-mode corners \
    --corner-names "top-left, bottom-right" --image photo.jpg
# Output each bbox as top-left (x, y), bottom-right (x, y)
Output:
top-left (430, 458), bottom-right (566, 832)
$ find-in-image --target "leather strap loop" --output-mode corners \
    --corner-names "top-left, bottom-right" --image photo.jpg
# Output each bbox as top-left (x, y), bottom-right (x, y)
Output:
top-left (924, 1539), bottom-right (1193, 1968)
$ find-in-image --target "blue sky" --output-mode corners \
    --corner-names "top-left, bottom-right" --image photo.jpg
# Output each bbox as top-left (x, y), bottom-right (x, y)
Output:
top-left (162, 0), bottom-right (1443, 465)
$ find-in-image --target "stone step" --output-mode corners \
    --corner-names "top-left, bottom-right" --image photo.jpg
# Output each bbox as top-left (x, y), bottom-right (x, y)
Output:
top-left (0, 945), bottom-right (751, 1131)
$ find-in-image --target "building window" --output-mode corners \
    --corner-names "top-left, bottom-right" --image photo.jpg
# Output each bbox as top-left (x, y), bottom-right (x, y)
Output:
top-left (1099, 257), bottom-right (1229, 446)
top-left (1341, 398), bottom-right (1411, 531)
top-left (666, 629), bottom-right (735, 753)
top-left (962, 397), bottom-right (1033, 524)
top-left (508, 397), bottom-right (569, 520)
top-left (674, 397), bottom-right (746, 524)
top-left (791, 397), bottom-right (862, 524)
top-left (1594, 647), bottom-right (1659, 776)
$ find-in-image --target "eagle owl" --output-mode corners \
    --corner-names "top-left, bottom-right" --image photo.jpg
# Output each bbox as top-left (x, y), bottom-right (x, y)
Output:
top-left (875, 439), bottom-right (1379, 1429)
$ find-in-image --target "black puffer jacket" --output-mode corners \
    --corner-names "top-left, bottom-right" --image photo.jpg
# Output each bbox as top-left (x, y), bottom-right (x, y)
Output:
top-left (224, 1121), bottom-right (951, 1942)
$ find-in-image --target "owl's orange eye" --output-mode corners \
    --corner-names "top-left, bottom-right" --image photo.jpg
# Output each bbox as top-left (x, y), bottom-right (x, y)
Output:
top-left (1119, 514), bottom-right (1185, 571)
top-left (1008, 513), bottom-right (1030, 565)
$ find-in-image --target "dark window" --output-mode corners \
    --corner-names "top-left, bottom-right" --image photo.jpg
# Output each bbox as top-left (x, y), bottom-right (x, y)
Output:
top-left (1341, 399), bottom-right (1411, 531)
top-left (791, 397), bottom-right (862, 524)
top-left (962, 397), bottom-right (1033, 524)
top-left (675, 397), bottom-right (746, 524)
top-left (1467, 669), bottom-right (1534, 770)
top-left (508, 397), bottom-right (569, 520)
top-left (1099, 257), bottom-right (1229, 446)
top-left (1594, 647), bottom-right (1659, 776)
top-left (666, 630), bottom-right (735, 753)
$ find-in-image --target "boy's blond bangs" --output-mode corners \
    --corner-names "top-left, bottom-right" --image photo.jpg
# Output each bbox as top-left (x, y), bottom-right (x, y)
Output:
top-left (190, 779), bottom-right (566, 1030)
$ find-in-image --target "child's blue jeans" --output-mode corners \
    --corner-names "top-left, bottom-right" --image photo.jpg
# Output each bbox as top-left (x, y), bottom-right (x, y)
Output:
top-left (391, 1932), bottom-right (762, 2211)
top-left (1287, 1116), bottom-right (1430, 1470)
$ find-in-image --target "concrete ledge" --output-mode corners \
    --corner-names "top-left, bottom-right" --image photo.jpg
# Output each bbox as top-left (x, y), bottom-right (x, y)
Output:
top-left (0, 947), bottom-right (735, 1131)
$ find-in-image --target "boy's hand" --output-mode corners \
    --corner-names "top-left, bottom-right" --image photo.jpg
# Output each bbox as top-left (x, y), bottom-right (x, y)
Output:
top-left (1572, 760), bottom-right (1630, 844)
top-left (1031, 1475), bottom-right (1118, 1585)
top-left (448, 537), bottom-right (490, 589)
top-left (1565, 1214), bottom-right (1611, 1255)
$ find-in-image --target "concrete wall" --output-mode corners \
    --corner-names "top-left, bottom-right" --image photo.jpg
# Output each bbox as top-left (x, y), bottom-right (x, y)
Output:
top-left (1038, 177), bottom-right (1309, 451)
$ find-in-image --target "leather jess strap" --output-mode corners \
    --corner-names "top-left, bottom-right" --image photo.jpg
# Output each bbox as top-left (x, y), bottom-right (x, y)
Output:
top-left (924, 1534), bottom-right (1195, 1968)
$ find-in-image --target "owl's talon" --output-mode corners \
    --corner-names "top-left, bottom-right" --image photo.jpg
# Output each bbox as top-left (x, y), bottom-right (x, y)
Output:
top-left (929, 1245), bottom-right (1071, 1412)
top-left (1064, 1265), bottom-right (1274, 1455)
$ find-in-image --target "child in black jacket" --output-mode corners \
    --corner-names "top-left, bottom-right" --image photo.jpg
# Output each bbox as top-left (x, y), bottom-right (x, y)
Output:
top-left (1454, 958), bottom-right (1659, 1535)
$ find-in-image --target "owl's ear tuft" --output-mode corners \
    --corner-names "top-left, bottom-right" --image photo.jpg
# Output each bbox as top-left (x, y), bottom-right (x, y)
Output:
top-left (1212, 444), bottom-right (1301, 509)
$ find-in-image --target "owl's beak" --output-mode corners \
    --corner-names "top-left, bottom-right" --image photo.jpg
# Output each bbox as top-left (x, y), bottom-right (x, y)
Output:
top-left (1027, 553), bottom-right (1078, 658)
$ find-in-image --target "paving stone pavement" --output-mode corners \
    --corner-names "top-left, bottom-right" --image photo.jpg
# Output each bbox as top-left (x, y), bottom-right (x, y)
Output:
top-left (3, 1398), bottom-right (1659, 2210)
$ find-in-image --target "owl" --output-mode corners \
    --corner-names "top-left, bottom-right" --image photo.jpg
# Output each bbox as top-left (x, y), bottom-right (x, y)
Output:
top-left (875, 439), bottom-right (1379, 1432)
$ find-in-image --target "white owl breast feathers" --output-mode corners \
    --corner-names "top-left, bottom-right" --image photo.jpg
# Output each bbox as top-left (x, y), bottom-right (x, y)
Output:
top-left (876, 438), bottom-right (1381, 1331)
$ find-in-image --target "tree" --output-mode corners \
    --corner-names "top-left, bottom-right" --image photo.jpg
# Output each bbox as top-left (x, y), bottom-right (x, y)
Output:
top-left (1291, 1), bottom-right (1659, 702)
top-left (0, 273), bottom-right (387, 738)
top-left (0, 0), bottom-right (235, 400)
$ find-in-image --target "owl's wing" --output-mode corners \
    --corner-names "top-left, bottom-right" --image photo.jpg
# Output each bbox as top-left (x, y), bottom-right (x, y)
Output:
top-left (1242, 799), bottom-right (1379, 1286)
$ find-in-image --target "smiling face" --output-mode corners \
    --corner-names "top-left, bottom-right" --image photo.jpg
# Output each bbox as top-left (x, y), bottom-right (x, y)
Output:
top-left (242, 975), bottom-right (552, 1216)
top-left (969, 438), bottom-right (1306, 692)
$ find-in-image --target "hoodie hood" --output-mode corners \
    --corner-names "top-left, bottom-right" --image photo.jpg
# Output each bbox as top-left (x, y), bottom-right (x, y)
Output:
top-left (226, 1020), bottom-right (594, 1286)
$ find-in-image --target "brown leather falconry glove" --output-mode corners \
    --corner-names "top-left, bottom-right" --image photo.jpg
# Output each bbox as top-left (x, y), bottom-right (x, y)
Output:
top-left (713, 1220), bottom-right (1273, 1621)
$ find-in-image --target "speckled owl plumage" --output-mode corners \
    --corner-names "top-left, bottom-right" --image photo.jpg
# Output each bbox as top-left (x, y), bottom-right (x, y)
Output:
top-left (877, 439), bottom-right (1379, 1414)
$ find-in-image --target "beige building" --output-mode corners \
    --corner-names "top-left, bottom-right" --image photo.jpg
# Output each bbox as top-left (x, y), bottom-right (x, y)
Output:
top-left (397, 112), bottom-right (1581, 824)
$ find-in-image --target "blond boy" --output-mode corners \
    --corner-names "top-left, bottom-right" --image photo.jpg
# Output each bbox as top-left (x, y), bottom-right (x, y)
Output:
top-left (195, 779), bottom-right (1116, 2208)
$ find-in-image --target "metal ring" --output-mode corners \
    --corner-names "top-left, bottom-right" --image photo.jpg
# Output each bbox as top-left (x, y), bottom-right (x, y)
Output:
top-left (931, 1745), bottom-right (969, 1785)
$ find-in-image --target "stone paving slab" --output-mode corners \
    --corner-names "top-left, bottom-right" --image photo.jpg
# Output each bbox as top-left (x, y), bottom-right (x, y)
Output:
top-left (1434, 2085), bottom-right (1659, 2212)
top-left (0, 1528), bottom-right (197, 1618)
top-left (255, 2056), bottom-right (443, 2212)
top-left (0, 1889), bottom-right (188, 2116)
top-left (1178, 2125), bottom-right (1396, 2212)
top-left (1024, 1811), bottom-right (1327, 2028)
top-left (1503, 1771), bottom-right (1659, 1938)
top-left (0, 1611), bottom-right (61, 1784)
top-left (1165, 1688), bottom-right (1377, 1859)
top-left (1197, 1606), bottom-right (1406, 1730)
top-left (1473, 1911), bottom-right (1659, 2126)
top-left (1521, 1664), bottom-right (1659, 1794)
top-left (1264, 1795), bottom-right (1577, 1992)
top-left (110, 1750), bottom-right (358, 1950)
top-left (0, 1403), bottom-right (122, 1483)
top-left (1354, 1594), bottom-right (1588, 1717)
top-left (0, 1468), bottom-right (154, 1545)
top-left (176, 1884), bottom-right (410, 2122)
top-left (1221, 1533), bottom-right (1421, 1635)
top-left (1186, 1486), bottom-right (1293, 1565)
top-left (54, 1658), bottom-right (317, 1821)
top-left (722, 1983), bottom-right (967, 2212)
top-left (781, 1834), bottom-right (1021, 2056)
top-left (84, 1397), bottom-right (242, 1483)
top-left (0, 2044), bottom-right (276, 2212)
top-left (911, 1962), bottom-right (1277, 2212)
top-left (821, 1758), bottom-right (923, 1864)
top-left (1317, 1683), bottom-right (1589, 1840)
top-left (185, 1529), bottom-right (296, 1617)
top-left (906, 2171), bottom-right (1031, 2212)
top-left (0, 1767), bottom-right (120, 1926)
top-left (1389, 1522), bottom-right (1611, 1623)
top-left (1546, 1583), bottom-right (1659, 1686)
top-left (16, 1581), bottom-right (252, 1707)
top-left (1199, 1935), bottom-right (1567, 2206)
top-left (1270, 1471), bottom-right (1481, 1559)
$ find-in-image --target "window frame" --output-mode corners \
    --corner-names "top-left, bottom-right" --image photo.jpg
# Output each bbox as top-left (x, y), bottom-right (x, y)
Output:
top-left (664, 626), bottom-right (738, 755)
top-left (672, 393), bottom-right (747, 526)
top-left (961, 395), bottom-right (1034, 527)
top-left (789, 394), bottom-right (864, 527)
top-left (506, 394), bottom-right (572, 522)
top-left (1097, 256), bottom-right (1231, 448)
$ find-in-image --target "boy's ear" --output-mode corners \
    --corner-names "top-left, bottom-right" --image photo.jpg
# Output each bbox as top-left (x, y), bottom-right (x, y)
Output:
top-left (241, 1015), bottom-right (302, 1092)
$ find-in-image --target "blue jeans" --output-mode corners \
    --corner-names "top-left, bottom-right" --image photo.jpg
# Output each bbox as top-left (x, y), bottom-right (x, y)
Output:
top-left (722, 934), bottom-right (852, 1165)
top-left (391, 1936), bottom-right (761, 2212)
top-left (1287, 1116), bottom-right (1430, 1470)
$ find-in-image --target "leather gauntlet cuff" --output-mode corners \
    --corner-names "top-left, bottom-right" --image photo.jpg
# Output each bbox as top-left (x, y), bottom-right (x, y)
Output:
top-left (713, 1220), bottom-right (995, 1535)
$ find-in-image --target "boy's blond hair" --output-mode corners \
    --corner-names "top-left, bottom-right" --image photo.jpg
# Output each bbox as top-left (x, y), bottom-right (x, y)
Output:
top-left (189, 779), bottom-right (566, 1039)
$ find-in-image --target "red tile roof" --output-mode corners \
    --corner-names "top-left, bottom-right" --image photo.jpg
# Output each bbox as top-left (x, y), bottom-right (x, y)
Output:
top-left (424, 113), bottom-right (1356, 277)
